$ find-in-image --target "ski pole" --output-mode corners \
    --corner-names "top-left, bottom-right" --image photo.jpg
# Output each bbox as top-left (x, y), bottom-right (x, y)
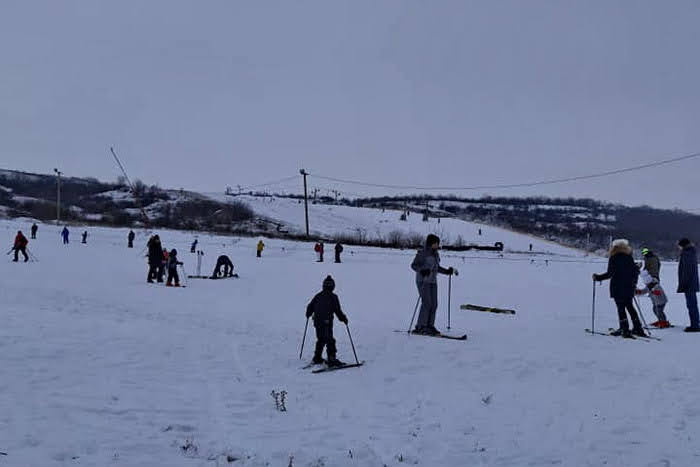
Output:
top-left (591, 280), bottom-right (596, 334)
top-left (5, 247), bottom-right (13, 255)
top-left (299, 317), bottom-right (309, 359)
top-left (408, 294), bottom-right (421, 333)
top-left (345, 324), bottom-right (360, 365)
top-left (447, 274), bottom-right (452, 330)
top-left (633, 296), bottom-right (652, 336)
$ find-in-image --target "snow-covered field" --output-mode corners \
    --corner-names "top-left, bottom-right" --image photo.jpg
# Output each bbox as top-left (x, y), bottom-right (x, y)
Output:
top-left (1, 220), bottom-right (699, 466)
top-left (207, 194), bottom-right (576, 256)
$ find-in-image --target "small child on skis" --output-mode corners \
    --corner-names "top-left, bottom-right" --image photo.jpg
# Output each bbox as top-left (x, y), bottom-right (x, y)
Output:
top-left (166, 249), bottom-right (183, 287)
top-left (636, 269), bottom-right (670, 328)
top-left (305, 275), bottom-right (348, 367)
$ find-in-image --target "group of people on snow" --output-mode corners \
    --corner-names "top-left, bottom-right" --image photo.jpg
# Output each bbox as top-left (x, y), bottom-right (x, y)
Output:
top-left (593, 238), bottom-right (700, 335)
top-left (313, 241), bottom-right (344, 263)
top-left (146, 234), bottom-right (183, 287)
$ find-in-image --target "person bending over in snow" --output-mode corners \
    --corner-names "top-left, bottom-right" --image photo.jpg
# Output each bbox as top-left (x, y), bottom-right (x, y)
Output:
top-left (211, 255), bottom-right (234, 278)
top-left (166, 249), bottom-right (183, 287)
top-left (306, 275), bottom-right (348, 367)
top-left (593, 239), bottom-right (646, 338)
top-left (410, 234), bottom-right (454, 335)
top-left (636, 269), bottom-right (670, 328)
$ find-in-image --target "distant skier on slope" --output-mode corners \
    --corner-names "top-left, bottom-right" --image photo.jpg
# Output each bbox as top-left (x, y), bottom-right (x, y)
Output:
top-left (166, 249), bottom-right (183, 287)
top-left (81, 231), bottom-right (88, 244)
top-left (306, 275), bottom-right (348, 367)
top-left (335, 242), bottom-right (343, 263)
top-left (315, 241), bottom-right (324, 262)
top-left (30, 223), bottom-right (38, 239)
top-left (636, 269), bottom-right (670, 328)
top-left (592, 239), bottom-right (646, 338)
top-left (128, 230), bottom-right (135, 248)
top-left (211, 255), bottom-right (234, 278)
top-left (190, 238), bottom-right (198, 253)
top-left (12, 230), bottom-right (29, 262)
top-left (257, 240), bottom-right (265, 258)
top-left (61, 226), bottom-right (70, 244)
top-left (410, 234), bottom-right (454, 336)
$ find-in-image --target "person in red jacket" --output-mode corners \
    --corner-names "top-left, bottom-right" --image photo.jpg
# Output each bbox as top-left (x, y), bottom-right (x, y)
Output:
top-left (13, 231), bottom-right (29, 262)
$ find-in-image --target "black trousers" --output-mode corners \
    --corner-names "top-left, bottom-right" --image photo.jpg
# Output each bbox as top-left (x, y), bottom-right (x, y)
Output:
top-left (13, 247), bottom-right (28, 262)
top-left (167, 268), bottom-right (180, 285)
top-left (335, 253), bottom-right (341, 263)
top-left (614, 298), bottom-right (642, 331)
top-left (314, 323), bottom-right (337, 360)
top-left (147, 263), bottom-right (159, 282)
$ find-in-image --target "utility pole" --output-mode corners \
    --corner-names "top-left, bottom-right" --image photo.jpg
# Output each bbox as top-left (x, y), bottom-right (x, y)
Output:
top-left (54, 168), bottom-right (62, 225)
top-left (300, 169), bottom-right (310, 237)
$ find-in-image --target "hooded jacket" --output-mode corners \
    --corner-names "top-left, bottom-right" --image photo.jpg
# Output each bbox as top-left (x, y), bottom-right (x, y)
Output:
top-left (678, 245), bottom-right (699, 293)
top-left (595, 243), bottom-right (639, 300)
top-left (643, 252), bottom-right (661, 281)
top-left (306, 276), bottom-right (347, 326)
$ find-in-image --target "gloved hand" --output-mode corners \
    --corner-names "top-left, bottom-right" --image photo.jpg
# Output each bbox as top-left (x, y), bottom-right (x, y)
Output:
top-left (447, 267), bottom-right (454, 275)
top-left (420, 269), bottom-right (431, 277)
top-left (306, 310), bottom-right (313, 319)
top-left (340, 315), bottom-right (348, 325)
top-left (592, 274), bottom-right (600, 281)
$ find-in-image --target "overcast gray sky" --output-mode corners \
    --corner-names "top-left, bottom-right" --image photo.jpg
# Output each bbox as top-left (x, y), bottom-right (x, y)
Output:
top-left (2, 1), bottom-right (699, 210)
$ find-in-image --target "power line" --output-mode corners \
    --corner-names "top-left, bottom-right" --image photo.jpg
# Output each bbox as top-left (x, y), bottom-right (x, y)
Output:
top-left (235, 175), bottom-right (299, 191)
top-left (309, 151), bottom-right (700, 191)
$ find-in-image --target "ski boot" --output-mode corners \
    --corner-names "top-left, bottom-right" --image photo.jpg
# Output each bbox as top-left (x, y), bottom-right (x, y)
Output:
top-left (311, 355), bottom-right (325, 365)
top-left (632, 327), bottom-right (647, 338)
top-left (426, 326), bottom-right (441, 336)
top-left (684, 326), bottom-right (700, 333)
top-left (327, 358), bottom-right (345, 368)
top-left (610, 328), bottom-right (633, 338)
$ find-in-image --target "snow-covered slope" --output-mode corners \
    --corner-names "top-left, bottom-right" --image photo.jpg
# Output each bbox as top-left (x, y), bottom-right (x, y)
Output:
top-left (1, 220), bottom-right (698, 466)
top-left (208, 194), bottom-right (580, 256)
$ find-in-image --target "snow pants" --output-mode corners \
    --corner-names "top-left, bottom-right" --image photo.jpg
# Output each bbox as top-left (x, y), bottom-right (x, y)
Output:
top-left (685, 292), bottom-right (699, 328)
top-left (147, 262), bottom-right (159, 282)
top-left (416, 282), bottom-right (438, 329)
top-left (313, 323), bottom-right (337, 360)
top-left (13, 247), bottom-right (28, 262)
top-left (167, 267), bottom-right (180, 286)
top-left (614, 298), bottom-right (642, 331)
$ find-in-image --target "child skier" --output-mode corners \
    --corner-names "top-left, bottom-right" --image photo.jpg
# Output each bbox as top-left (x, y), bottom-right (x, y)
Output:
top-left (636, 269), bottom-right (670, 328)
top-left (166, 249), bottom-right (183, 287)
top-left (305, 275), bottom-right (348, 367)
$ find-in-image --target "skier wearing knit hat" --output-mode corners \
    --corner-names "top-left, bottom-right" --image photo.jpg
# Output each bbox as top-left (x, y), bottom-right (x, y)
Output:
top-left (305, 275), bottom-right (349, 367)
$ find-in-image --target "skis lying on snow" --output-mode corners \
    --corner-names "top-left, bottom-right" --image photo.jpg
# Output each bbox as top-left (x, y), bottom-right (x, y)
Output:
top-left (187, 274), bottom-right (239, 279)
top-left (312, 362), bottom-right (365, 373)
top-left (460, 304), bottom-right (516, 315)
top-left (393, 330), bottom-right (467, 340)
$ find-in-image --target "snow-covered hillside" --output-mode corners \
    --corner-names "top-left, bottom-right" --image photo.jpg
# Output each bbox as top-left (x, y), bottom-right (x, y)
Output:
top-left (1, 220), bottom-right (698, 466)
top-left (208, 194), bottom-right (579, 256)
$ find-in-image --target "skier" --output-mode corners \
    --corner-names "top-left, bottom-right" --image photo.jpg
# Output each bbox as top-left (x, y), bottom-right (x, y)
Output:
top-left (12, 231), bottom-right (29, 262)
top-left (61, 226), bottom-right (70, 244)
top-left (30, 223), bottom-right (38, 239)
top-left (410, 234), bottom-right (455, 335)
top-left (211, 255), bottom-right (234, 278)
top-left (166, 249), bottom-right (183, 287)
top-left (257, 240), bottom-right (265, 258)
top-left (592, 239), bottom-right (646, 338)
top-left (158, 248), bottom-right (169, 283)
top-left (641, 247), bottom-right (661, 281)
top-left (677, 238), bottom-right (700, 332)
top-left (636, 269), bottom-right (670, 328)
top-left (335, 242), bottom-right (343, 263)
top-left (146, 235), bottom-right (162, 283)
top-left (305, 275), bottom-right (348, 367)
top-left (128, 230), bottom-right (135, 248)
top-left (315, 241), bottom-right (324, 262)
top-left (81, 231), bottom-right (88, 244)
top-left (190, 239), bottom-right (198, 253)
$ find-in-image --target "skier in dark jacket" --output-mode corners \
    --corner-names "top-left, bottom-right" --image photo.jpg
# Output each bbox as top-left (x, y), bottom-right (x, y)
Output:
top-left (593, 239), bottom-right (645, 337)
top-left (335, 242), bottom-right (343, 263)
top-left (61, 226), bottom-right (70, 244)
top-left (306, 275), bottom-right (348, 367)
top-left (211, 255), bottom-right (234, 278)
top-left (677, 238), bottom-right (700, 332)
top-left (166, 249), bottom-right (183, 287)
top-left (146, 235), bottom-right (162, 283)
top-left (30, 223), bottom-right (38, 239)
top-left (641, 248), bottom-right (661, 281)
top-left (190, 239), bottom-right (198, 253)
top-left (410, 234), bottom-right (454, 335)
top-left (81, 231), bottom-right (88, 244)
top-left (128, 230), bottom-right (135, 248)
top-left (12, 231), bottom-right (29, 262)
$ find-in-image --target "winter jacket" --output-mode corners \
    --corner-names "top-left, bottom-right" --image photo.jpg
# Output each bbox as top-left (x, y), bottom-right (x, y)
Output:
top-left (411, 247), bottom-right (450, 285)
top-left (167, 251), bottom-right (182, 271)
top-left (14, 233), bottom-right (28, 248)
top-left (61, 228), bottom-right (69, 239)
top-left (147, 238), bottom-right (162, 264)
top-left (595, 245), bottom-right (639, 300)
top-left (677, 246), bottom-right (699, 293)
top-left (335, 243), bottom-right (343, 253)
top-left (306, 290), bottom-right (347, 326)
top-left (257, 241), bottom-right (265, 252)
top-left (643, 253), bottom-right (661, 280)
top-left (128, 231), bottom-right (135, 241)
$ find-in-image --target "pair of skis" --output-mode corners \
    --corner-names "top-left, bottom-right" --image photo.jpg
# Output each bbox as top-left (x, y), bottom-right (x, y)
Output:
top-left (301, 361), bottom-right (366, 373)
top-left (393, 330), bottom-right (467, 340)
top-left (585, 328), bottom-right (661, 341)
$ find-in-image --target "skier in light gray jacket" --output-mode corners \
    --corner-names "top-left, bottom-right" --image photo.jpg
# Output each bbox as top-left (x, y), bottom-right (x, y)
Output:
top-left (410, 234), bottom-right (454, 335)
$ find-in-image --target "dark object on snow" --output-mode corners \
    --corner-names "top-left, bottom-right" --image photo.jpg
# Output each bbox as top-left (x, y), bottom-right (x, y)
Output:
top-left (81, 231), bottom-right (88, 244)
top-left (335, 242), bottom-right (343, 263)
top-left (31, 223), bottom-right (38, 239)
top-left (61, 226), bottom-right (69, 244)
top-left (190, 239), bottom-right (198, 253)
top-left (128, 230), bottom-right (135, 248)
top-left (461, 304), bottom-right (516, 315)
top-left (211, 255), bottom-right (234, 278)
top-left (678, 242), bottom-right (699, 328)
